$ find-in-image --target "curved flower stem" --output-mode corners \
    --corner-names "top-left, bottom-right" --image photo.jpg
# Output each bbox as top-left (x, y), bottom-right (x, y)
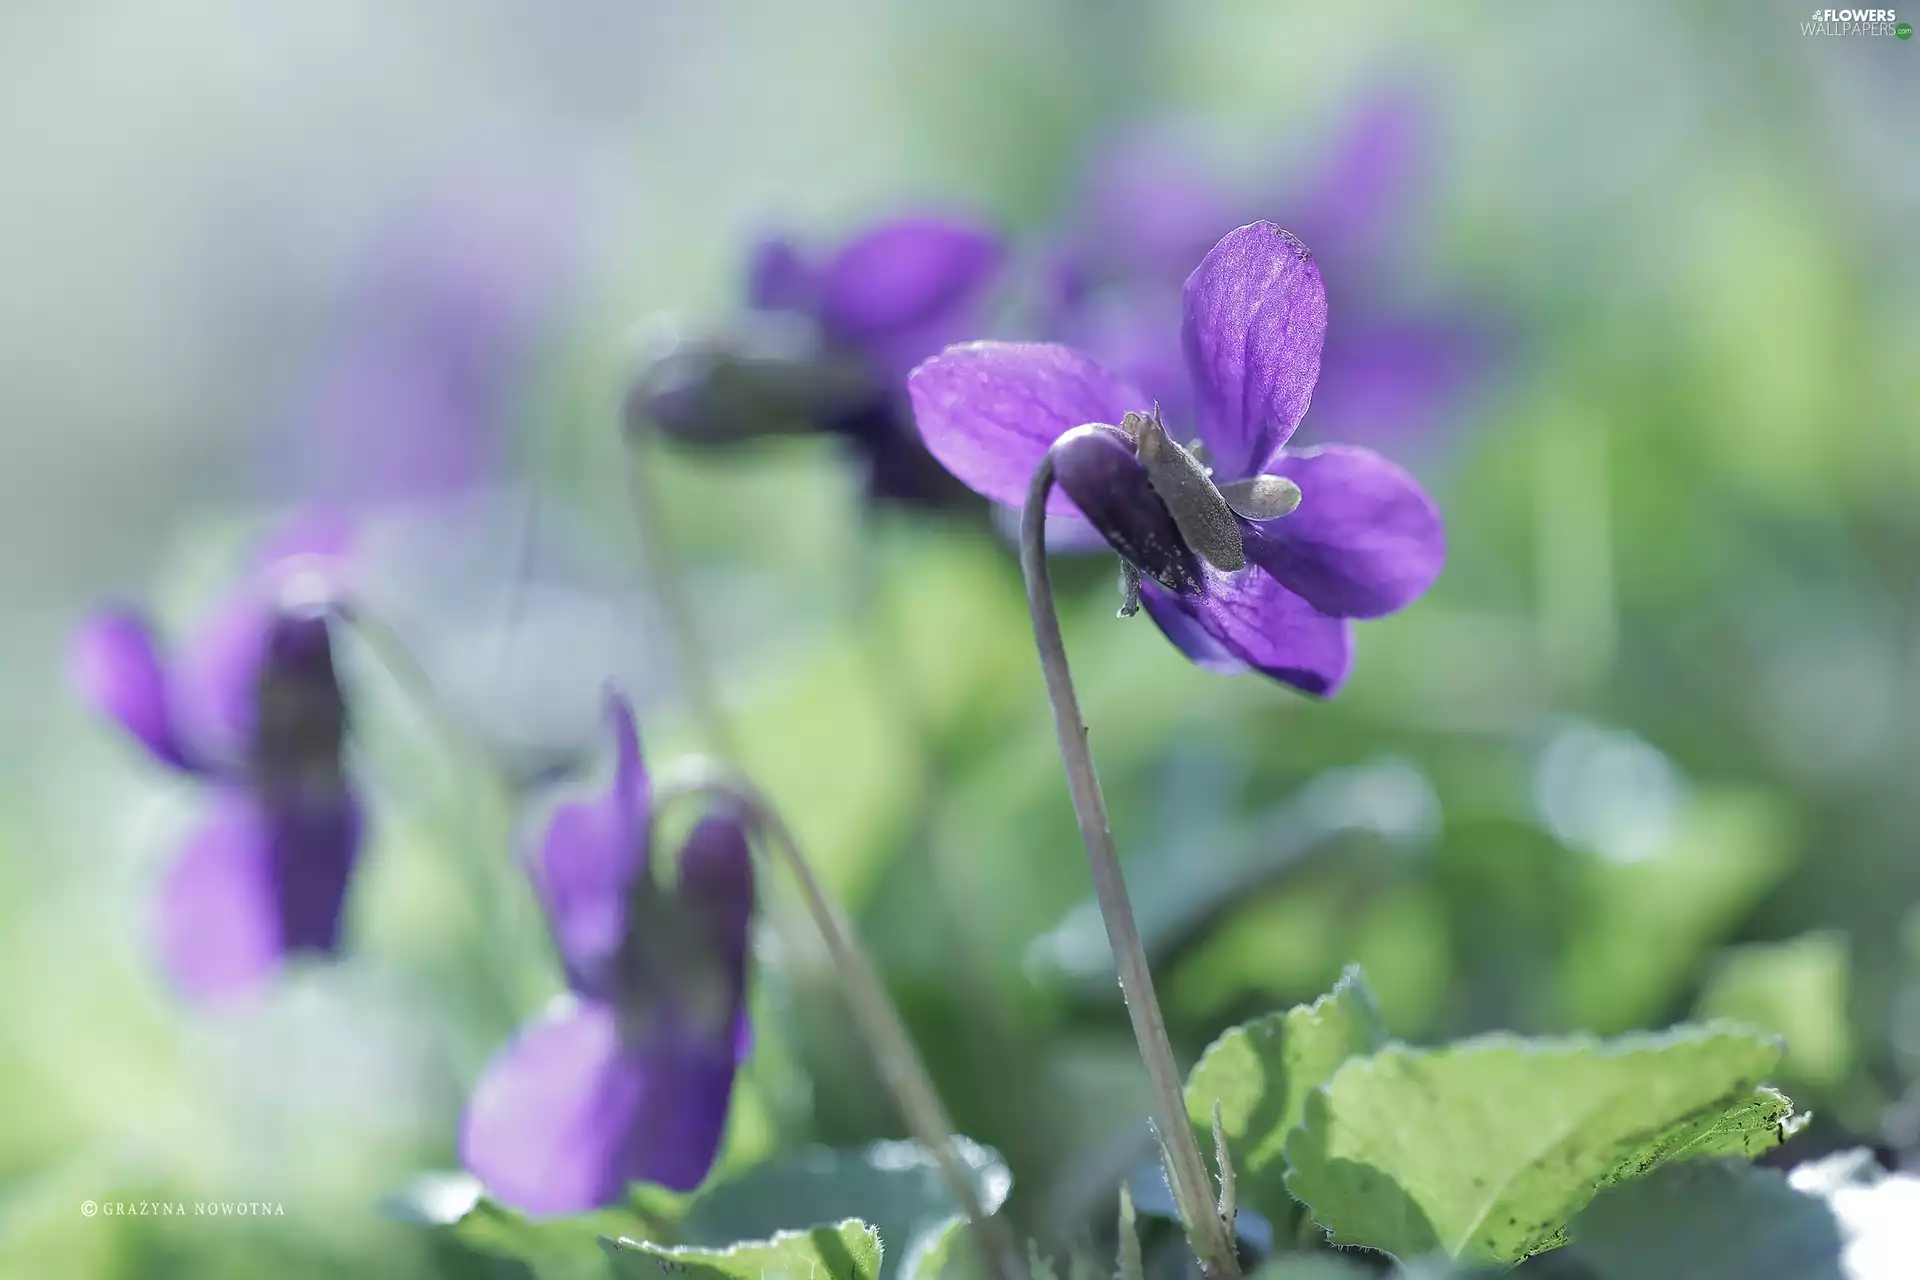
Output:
top-left (655, 758), bottom-right (1019, 1280)
top-left (1018, 456), bottom-right (1240, 1280)
top-left (623, 442), bottom-right (739, 761)
top-left (336, 601), bottom-right (536, 1025)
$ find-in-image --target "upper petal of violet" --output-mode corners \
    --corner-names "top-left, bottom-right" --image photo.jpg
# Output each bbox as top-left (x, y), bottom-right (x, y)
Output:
top-left (746, 236), bottom-right (818, 314)
top-left (71, 609), bottom-right (194, 772)
top-left (908, 341), bottom-right (1147, 512)
top-left (672, 809), bottom-right (756, 1047)
top-left (532, 691), bottom-right (650, 998)
top-left (1240, 444), bottom-right (1445, 619)
top-left (1181, 222), bottom-right (1328, 479)
top-left (1141, 569), bottom-right (1354, 697)
top-left (817, 215), bottom-right (1002, 343)
top-left (1052, 425), bottom-right (1203, 593)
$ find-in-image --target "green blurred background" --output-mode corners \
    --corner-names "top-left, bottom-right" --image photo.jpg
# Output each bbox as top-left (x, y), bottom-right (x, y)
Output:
top-left (2, 2), bottom-right (1917, 1275)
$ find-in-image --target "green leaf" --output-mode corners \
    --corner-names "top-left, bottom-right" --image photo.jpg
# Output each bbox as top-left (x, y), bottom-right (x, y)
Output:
top-left (387, 1172), bottom-right (671, 1279)
top-left (902, 1217), bottom-right (975, 1280)
top-left (1185, 966), bottom-right (1388, 1229)
top-left (603, 1219), bottom-right (883, 1280)
top-left (1567, 1159), bottom-right (1844, 1279)
top-left (679, 1139), bottom-right (1009, 1279)
top-left (1558, 791), bottom-right (1794, 1032)
top-left (1696, 932), bottom-right (1852, 1090)
top-left (1282, 1023), bottom-right (1792, 1265)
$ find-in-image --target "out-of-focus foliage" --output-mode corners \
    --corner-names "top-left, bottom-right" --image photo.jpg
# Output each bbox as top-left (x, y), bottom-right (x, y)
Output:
top-left (3, 1), bottom-right (1918, 1277)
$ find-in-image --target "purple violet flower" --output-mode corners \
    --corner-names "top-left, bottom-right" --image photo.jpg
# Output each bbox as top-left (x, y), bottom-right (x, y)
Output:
top-left (909, 222), bottom-right (1445, 697)
top-left (269, 175), bottom-right (574, 511)
top-left (1044, 89), bottom-right (1487, 451)
top-left (460, 691), bottom-right (754, 1214)
top-left (636, 214), bottom-right (1005, 508)
top-left (70, 521), bottom-right (363, 998)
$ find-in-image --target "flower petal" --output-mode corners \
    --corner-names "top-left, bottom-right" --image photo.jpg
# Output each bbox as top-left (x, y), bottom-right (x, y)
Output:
top-left (908, 341), bottom-right (1147, 512)
top-left (1056, 286), bottom-right (1191, 428)
top-left (1078, 133), bottom-right (1240, 282)
top-left (169, 587), bottom-right (276, 768)
top-left (1296, 86), bottom-right (1428, 263)
top-left (1052, 425), bottom-right (1202, 593)
top-left (1137, 584), bottom-right (1250, 676)
top-left (532, 692), bottom-right (649, 997)
top-left (1181, 222), bottom-right (1328, 478)
top-left (676, 810), bottom-right (754, 975)
top-left (460, 998), bottom-right (740, 1213)
top-left (746, 236), bottom-right (817, 313)
top-left (70, 610), bottom-right (193, 772)
top-left (153, 787), bottom-right (361, 998)
top-left (154, 790), bottom-right (282, 998)
top-left (1242, 444), bottom-right (1445, 619)
top-left (674, 809), bottom-right (757, 1049)
top-left (270, 789), bottom-right (364, 955)
top-left (818, 216), bottom-right (1002, 346)
top-left (1142, 569), bottom-right (1353, 696)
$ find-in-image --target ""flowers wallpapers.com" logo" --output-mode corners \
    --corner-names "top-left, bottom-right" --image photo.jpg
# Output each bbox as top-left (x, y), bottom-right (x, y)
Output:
top-left (1802, 7), bottom-right (1910, 35)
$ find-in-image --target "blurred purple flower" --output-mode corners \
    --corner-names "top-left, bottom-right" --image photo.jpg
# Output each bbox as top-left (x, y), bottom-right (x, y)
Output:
top-left (460, 691), bottom-right (754, 1214)
top-left (910, 223), bottom-right (1444, 697)
top-left (636, 214), bottom-right (1005, 508)
top-left (1044, 88), bottom-right (1487, 450)
top-left (269, 175), bottom-right (574, 510)
top-left (70, 521), bottom-right (362, 998)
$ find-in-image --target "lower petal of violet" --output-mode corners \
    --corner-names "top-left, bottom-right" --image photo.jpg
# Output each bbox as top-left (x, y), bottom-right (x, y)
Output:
top-left (460, 998), bottom-right (741, 1215)
top-left (1240, 443), bottom-right (1445, 620)
top-left (1141, 568), bottom-right (1353, 697)
top-left (154, 787), bottom-right (349, 998)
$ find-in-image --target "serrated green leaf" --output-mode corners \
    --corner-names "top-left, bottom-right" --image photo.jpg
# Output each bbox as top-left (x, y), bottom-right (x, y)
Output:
top-left (385, 1172), bottom-right (669, 1279)
top-left (680, 1139), bottom-right (1008, 1279)
top-left (1185, 966), bottom-right (1387, 1229)
top-left (603, 1219), bottom-right (882, 1280)
top-left (1283, 1023), bottom-right (1791, 1264)
top-left (1568, 1159), bottom-right (1844, 1279)
top-left (1603, 1085), bottom-right (1801, 1178)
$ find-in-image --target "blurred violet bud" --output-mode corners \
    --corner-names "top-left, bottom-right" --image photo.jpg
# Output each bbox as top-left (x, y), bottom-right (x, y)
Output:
top-left (637, 212), bottom-right (1006, 510)
top-left (268, 169), bottom-right (578, 512)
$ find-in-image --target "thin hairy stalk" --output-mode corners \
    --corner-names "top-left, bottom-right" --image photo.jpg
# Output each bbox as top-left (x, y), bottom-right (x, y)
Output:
top-left (623, 442), bottom-right (739, 761)
top-left (1018, 456), bottom-right (1240, 1280)
top-left (849, 523), bottom-right (1045, 1185)
top-left (341, 602), bottom-right (513, 789)
top-left (338, 602), bottom-right (536, 1023)
top-left (654, 758), bottom-right (1019, 1280)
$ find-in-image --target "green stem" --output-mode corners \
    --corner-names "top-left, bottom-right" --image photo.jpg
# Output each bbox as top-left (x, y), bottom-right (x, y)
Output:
top-left (1017, 457), bottom-right (1239, 1280)
top-left (623, 442), bottom-right (739, 761)
top-left (654, 758), bottom-right (1020, 1280)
